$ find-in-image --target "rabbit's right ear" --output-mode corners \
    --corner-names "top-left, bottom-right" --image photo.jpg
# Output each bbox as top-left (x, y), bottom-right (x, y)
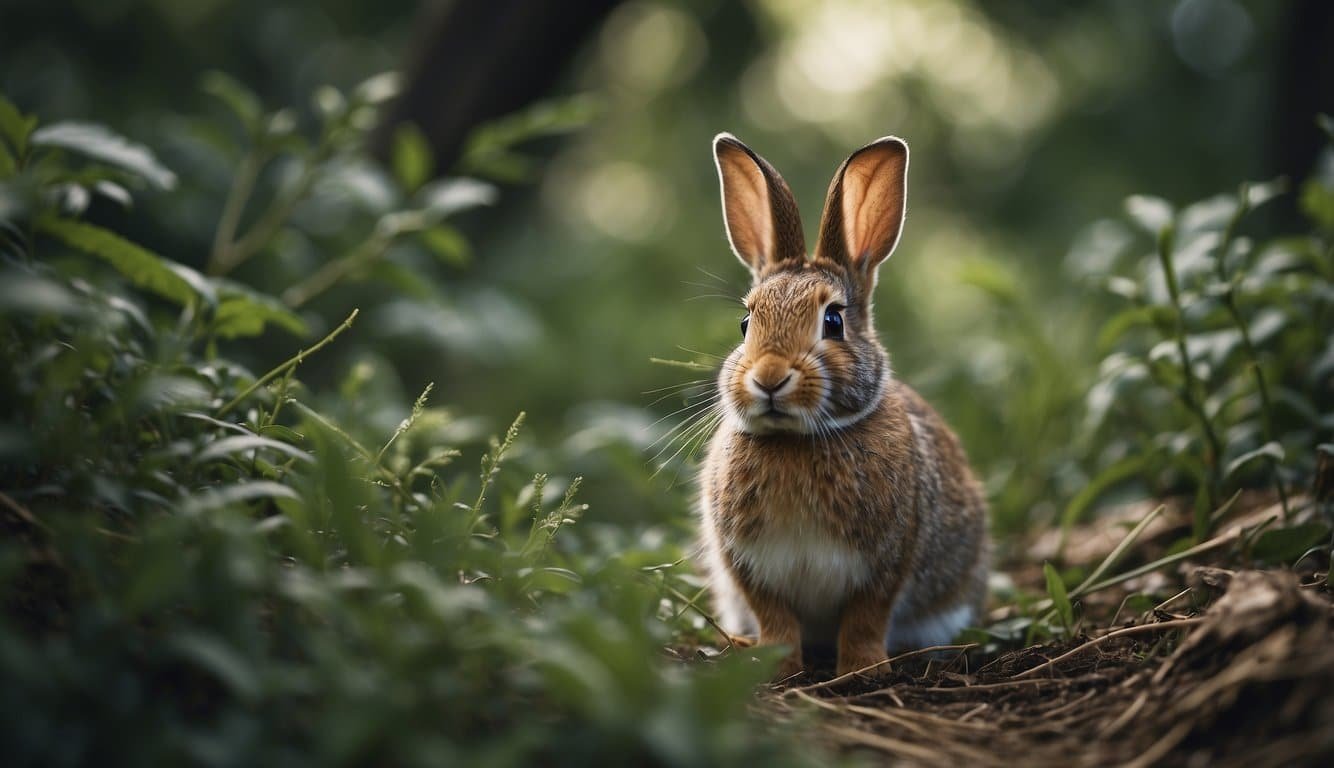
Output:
top-left (813, 137), bottom-right (908, 297)
top-left (713, 133), bottom-right (806, 279)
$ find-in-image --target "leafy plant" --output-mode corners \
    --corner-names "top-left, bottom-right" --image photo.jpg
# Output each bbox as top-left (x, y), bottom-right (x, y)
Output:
top-left (1073, 119), bottom-right (1334, 550)
top-left (0, 88), bottom-right (817, 767)
top-left (1042, 562), bottom-right (1075, 636)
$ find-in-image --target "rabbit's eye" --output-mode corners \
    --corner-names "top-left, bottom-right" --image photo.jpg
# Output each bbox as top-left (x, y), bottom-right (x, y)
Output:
top-left (823, 305), bottom-right (844, 340)
top-left (740, 314), bottom-right (750, 338)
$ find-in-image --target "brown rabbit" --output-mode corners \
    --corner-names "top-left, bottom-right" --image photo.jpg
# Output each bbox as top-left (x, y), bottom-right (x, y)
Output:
top-left (697, 133), bottom-right (990, 679)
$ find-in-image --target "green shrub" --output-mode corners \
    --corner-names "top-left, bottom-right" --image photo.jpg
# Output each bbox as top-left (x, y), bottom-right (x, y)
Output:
top-left (0, 84), bottom-right (811, 767)
top-left (1070, 118), bottom-right (1334, 545)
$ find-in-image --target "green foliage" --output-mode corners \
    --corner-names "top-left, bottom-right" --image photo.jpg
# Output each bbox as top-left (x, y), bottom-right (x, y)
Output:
top-left (3, 3), bottom-right (1332, 759)
top-left (1042, 562), bottom-right (1074, 636)
top-left (461, 95), bottom-right (601, 182)
top-left (1075, 131), bottom-right (1334, 540)
top-left (392, 123), bottom-right (434, 193)
top-left (30, 121), bottom-right (178, 190)
top-left (35, 216), bottom-right (209, 306)
top-left (1251, 522), bottom-right (1331, 564)
top-left (0, 90), bottom-right (814, 767)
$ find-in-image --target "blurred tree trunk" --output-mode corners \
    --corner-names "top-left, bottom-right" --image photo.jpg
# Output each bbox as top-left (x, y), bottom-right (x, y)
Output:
top-left (1274, 0), bottom-right (1334, 222)
top-left (371, 0), bottom-right (624, 172)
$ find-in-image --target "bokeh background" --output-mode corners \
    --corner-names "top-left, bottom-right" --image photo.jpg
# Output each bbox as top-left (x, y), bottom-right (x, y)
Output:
top-left (3, 0), bottom-right (1329, 541)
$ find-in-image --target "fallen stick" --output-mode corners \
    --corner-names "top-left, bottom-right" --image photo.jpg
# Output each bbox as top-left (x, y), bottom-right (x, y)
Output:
top-left (1014, 618), bottom-right (1203, 680)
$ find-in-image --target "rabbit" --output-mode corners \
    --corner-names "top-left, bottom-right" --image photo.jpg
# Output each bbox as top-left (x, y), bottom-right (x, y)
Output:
top-left (696, 133), bottom-right (990, 680)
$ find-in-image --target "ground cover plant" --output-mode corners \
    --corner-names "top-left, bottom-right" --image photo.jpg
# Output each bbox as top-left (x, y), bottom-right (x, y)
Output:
top-left (0, 83), bottom-right (812, 767)
top-left (2, 28), bottom-right (1333, 768)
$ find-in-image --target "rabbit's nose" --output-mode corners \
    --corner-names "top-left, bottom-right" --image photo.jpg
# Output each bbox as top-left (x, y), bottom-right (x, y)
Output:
top-left (748, 358), bottom-right (796, 397)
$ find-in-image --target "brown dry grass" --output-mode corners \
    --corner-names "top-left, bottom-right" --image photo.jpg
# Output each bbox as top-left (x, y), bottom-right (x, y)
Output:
top-left (695, 495), bottom-right (1334, 767)
top-left (764, 569), bottom-right (1332, 767)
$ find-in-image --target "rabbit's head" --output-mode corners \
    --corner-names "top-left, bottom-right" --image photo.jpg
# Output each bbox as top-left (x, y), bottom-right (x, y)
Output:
top-left (712, 133), bottom-right (909, 436)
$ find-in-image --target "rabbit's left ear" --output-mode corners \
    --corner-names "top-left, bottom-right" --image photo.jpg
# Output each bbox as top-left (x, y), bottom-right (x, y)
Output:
top-left (814, 137), bottom-right (908, 290)
top-left (713, 133), bottom-right (806, 280)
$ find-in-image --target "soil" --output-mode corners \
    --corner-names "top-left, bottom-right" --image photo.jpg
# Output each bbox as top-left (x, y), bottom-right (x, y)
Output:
top-left (700, 496), bottom-right (1334, 767)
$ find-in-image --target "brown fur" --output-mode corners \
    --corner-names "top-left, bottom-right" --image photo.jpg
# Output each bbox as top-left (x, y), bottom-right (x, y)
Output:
top-left (699, 134), bottom-right (990, 678)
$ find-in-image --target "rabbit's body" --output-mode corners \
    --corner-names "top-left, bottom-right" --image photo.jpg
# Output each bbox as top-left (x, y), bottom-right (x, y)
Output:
top-left (700, 377), bottom-right (988, 653)
top-left (697, 133), bottom-right (989, 677)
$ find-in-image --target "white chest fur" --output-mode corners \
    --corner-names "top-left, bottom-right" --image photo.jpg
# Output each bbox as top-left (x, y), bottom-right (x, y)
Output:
top-left (731, 525), bottom-right (870, 624)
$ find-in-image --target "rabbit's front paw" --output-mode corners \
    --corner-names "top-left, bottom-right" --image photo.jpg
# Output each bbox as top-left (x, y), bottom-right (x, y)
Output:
top-left (774, 651), bottom-right (805, 682)
top-left (836, 647), bottom-right (891, 679)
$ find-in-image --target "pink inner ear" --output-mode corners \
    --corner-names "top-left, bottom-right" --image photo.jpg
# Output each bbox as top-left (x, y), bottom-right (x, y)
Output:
top-left (720, 154), bottom-right (773, 264)
top-left (841, 146), bottom-right (906, 267)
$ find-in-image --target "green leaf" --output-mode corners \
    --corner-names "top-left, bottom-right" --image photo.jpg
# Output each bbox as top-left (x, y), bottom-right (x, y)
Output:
top-left (1069, 505), bottom-right (1164, 599)
top-left (130, 374), bottom-right (212, 415)
top-left (36, 216), bottom-right (206, 306)
top-left (1061, 454), bottom-right (1147, 531)
top-left (195, 435), bottom-right (312, 465)
top-left (1224, 441), bottom-right (1284, 480)
top-left (0, 94), bottom-right (37, 162)
top-left (1177, 195), bottom-right (1237, 237)
top-left (522, 566), bottom-right (584, 594)
top-left (182, 481), bottom-right (301, 513)
top-left (1244, 178), bottom-right (1286, 210)
top-left (312, 86), bottom-right (346, 119)
top-left (258, 423), bottom-right (305, 444)
top-left (0, 269), bottom-right (84, 317)
top-left (352, 72), bottom-right (402, 105)
top-left (420, 225), bottom-right (471, 267)
top-left (461, 94), bottom-right (599, 181)
top-left (1252, 522), bottom-right (1331, 564)
top-left (93, 180), bottom-right (132, 208)
top-left (1096, 305), bottom-right (1172, 351)
top-left (1103, 275), bottom-right (1141, 301)
top-left (416, 177), bottom-right (499, 218)
top-left (392, 122), bottom-right (433, 192)
top-left (213, 281), bottom-right (310, 339)
top-left (1125, 195), bottom-right (1174, 236)
top-left (1043, 562), bottom-right (1074, 632)
top-left (1299, 177), bottom-right (1334, 231)
top-left (957, 257), bottom-right (1020, 305)
top-left (201, 71), bottom-right (263, 134)
top-left (31, 121), bottom-right (176, 190)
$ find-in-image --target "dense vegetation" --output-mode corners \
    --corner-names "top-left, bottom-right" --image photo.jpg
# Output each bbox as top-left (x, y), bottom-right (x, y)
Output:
top-left (0, 82), bottom-right (804, 766)
top-left (1, 1), bottom-right (1330, 765)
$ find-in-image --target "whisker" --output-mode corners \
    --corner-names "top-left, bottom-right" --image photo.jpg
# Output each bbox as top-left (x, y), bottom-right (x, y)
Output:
top-left (645, 395), bottom-right (723, 448)
top-left (644, 396), bottom-right (721, 436)
top-left (648, 393), bottom-right (720, 428)
top-left (644, 378), bottom-right (715, 408)
top-left (652, 409), bottom-right (725, 482)
top-left (641, 378), bottom-right (711, 395)
top-left (645, 386), bottom-right (713, 409)
top-left (694, 265), bottom-right (740, 292)
top-left (676, 345), bottom-right (729, 361)
top-left (683, 293), bottom-right (745, 304)
top-left (649, 407), bottom-right (719, 469)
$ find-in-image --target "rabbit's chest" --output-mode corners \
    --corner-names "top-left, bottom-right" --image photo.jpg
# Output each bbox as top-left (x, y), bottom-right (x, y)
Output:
top-left (731, 521), bottom-right (871, 618)
top-left (707, 429), bottom-right (893, 616)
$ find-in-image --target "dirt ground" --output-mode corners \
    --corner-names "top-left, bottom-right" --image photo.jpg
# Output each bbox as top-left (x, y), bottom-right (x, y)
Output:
top-left (707, 496), bottom-right (1334, 767)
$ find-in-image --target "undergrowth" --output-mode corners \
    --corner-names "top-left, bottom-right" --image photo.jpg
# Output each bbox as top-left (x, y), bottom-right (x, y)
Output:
top-left (1007, 116), bottom-right (1334, 643)
top-left (0, 81), bottom-right (805, 767)
top-left (1, 65), bottom-right (1331, 766)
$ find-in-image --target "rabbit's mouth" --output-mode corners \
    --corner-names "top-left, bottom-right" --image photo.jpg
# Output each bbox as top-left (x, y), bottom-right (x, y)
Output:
top-left (738, 405), bottom-right (804, 434)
